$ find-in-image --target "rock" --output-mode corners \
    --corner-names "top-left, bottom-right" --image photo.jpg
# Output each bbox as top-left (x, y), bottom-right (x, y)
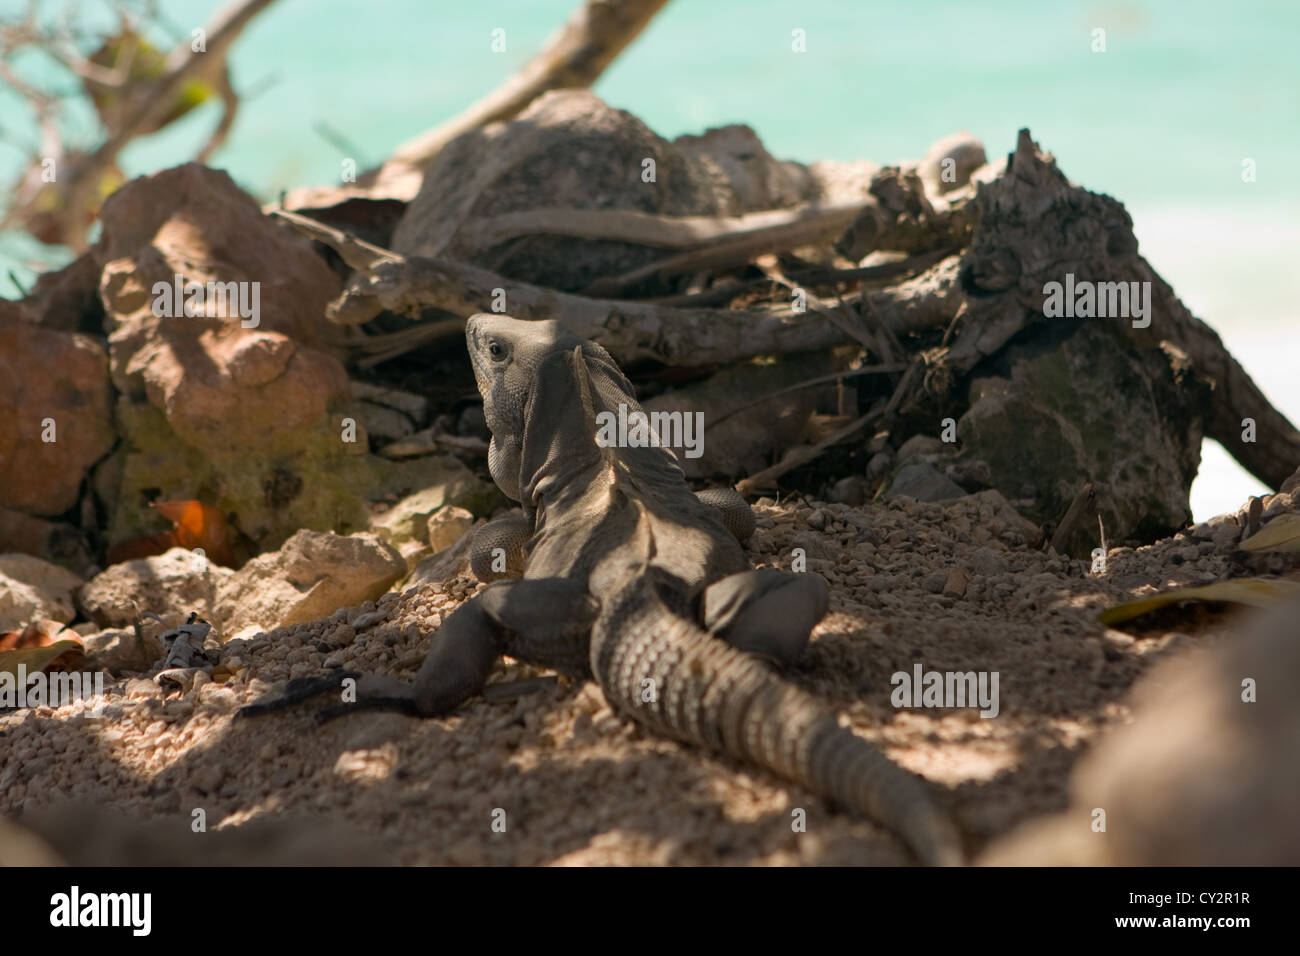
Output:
top-left (955, 310), bottom-right (1200, 558)
top-left (0, 507), bottom-right (96, 578)
top-left (76, 547), bottom-right (231, 628)
top-left (885, 464), bottom-right (967, 502)
top-left (406, 519), bottom-right (482, 588)
top-left (0, 554), bottom-right (84, 631)
top-left (982, 600), bottom-right (1300, 865)
top-left (81, 627), bottom-right (163, 674)
top-left (213, 530), bottom-right (405, 633)
top-left (916, 131), bottom-right (988, 195)
top-left (393, 90), bottom-right (743, 292)
top-left (866, 450), bottom-right (894, 482)
top-left (351, 381), bottom-right (429, 441)
top-left (393, 91), bottom-right (865, 296)
top-left (922, 570), bottom-right (948, 594)
top-left (942, 567), bottom-right (970, 598)
top-left (427, 506), bottom-right (475, 553)
top-left (89, 164), bottom-right (428, 552)
top-left (967, 547), bottom-right (1009, 577)
top-left (14, 250), bottom-right (103, 335)
top-left (895, 434), bottom-right (945, 465)
top-left (370, 458), bottom-right (494, 558)
top-left (673, 124), bottom-right (812, 211)
top-left (123, 677), bottom-right (162, 698)
top-left (967, 490), bottom-right (1044, 547)
top-left (827, 476), bottom-right (867, 506)
top-left (93, 164), bottom-right (340, 349)
top-left (0, 305), bottom-right (115, 516)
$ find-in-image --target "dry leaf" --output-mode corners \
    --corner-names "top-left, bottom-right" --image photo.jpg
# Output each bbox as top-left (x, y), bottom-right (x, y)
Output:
top-left (106, 499), bottom-right (236, 567)
top-left (0, 619), bottom-right (73, 651)
top-left (1098, 578), bottom-right (1300, 626)
top-left (1239, 513), bottom-right (1300, 553)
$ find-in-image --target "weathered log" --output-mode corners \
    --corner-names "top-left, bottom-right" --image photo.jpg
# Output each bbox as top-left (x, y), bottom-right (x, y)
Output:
top-left (939, 129), bottom-right (1300, 491)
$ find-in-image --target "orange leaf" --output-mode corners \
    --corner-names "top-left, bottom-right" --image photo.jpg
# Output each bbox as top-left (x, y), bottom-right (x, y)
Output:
top-left (0, 619), bottom-right (75, 651)
top-left (152, 499), bottom-right (235, 566)
top-left (106, 499), bottom-right (237, 567)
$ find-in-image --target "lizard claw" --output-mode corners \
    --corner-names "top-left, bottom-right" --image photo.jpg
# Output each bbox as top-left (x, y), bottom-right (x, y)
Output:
top-left (236, 669), bottom-right (360, 719)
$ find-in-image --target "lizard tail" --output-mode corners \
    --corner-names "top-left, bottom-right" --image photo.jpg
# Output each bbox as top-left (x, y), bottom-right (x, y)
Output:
top-left (590, 577), bottom-right (963, 866)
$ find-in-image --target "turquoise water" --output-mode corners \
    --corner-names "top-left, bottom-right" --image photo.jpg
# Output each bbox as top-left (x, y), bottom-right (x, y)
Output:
top-left (2, 0), bottom-right (1296, 517)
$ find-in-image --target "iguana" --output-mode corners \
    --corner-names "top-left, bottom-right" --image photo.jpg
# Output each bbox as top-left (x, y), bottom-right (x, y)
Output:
top-left (241, 313), bottom-right (961, 865)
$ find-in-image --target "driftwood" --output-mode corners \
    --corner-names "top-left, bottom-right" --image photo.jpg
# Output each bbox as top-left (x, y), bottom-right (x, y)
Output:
top-left (580, 200), bottom-right (869, 296)
top-left (933, 130), bottom-right (1300, 491)
top-left (459, 201), bottom-right (867, 257)
top-left (277, 125), bottom-right (1300, 494)
top-left (1049, 482), bottom-right (1098, 555)
top-left (734, 360), bottom-right (925, 497)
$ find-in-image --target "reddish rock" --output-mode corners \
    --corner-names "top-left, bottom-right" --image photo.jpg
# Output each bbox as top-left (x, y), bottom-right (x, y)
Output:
top-left (92, 165), bottom-right (350, 455)
top-left (0, 303), bottom-right (115, 516)
top-left (92, 163), bottom-right (341, 350)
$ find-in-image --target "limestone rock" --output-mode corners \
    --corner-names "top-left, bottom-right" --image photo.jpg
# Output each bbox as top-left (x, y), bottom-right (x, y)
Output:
top-left (427, 505), bottom-right (475, 553)
top-left (0, 553), bottom-right (84, 630)
top-left (88, 164), bottom-right (433, 551)
top-left (93, 163), bottom-right (340, 349)
top-left (0, 508), bottom-right (96, 578)
top-left (213, 531), bottom-right (405, 633)
top-left (916, 131), bottom-right (988, 195)
top-left (76, 547), bottom-right (231, 628)
top-left (81, 626), bottom-right (163, 674)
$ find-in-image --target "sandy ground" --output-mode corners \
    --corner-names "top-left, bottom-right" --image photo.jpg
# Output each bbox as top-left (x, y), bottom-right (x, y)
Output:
top-left (0, 492), bottom-right (1274, 865)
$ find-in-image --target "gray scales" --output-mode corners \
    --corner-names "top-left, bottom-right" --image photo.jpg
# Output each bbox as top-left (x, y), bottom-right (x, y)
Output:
top-left (241, 313), bottom-right (961, 865)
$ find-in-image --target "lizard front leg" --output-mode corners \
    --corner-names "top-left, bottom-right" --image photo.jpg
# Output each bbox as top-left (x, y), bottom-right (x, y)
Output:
top-left (702, 568), bottom-right (828, 666)
top-left (411, 577), bottom-right (597, 716)
top-left (238, 578), bottom-right (597, 722)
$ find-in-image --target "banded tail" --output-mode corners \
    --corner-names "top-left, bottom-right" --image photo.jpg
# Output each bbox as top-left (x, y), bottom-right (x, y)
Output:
top-left (590, 575), bottom-right (962, 866)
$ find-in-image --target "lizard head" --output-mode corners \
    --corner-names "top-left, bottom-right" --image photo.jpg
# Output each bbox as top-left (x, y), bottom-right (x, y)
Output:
top-left (466, 313), bottom-right (638, 503)
top-left (466, 313), bottom-right (587, 436)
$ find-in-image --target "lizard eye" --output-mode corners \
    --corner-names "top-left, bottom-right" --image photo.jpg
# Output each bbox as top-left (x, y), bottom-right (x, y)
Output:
top-left (488, 341), bottom-right (504, 359)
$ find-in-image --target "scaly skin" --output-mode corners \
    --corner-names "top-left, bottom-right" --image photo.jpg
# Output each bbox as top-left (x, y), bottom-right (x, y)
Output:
top-left (469, 312), bottom-right (962, 865)
top-left (592, 573), bottom-right (961, 866)
top-left (242, 311), bottom-right (962, 865)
